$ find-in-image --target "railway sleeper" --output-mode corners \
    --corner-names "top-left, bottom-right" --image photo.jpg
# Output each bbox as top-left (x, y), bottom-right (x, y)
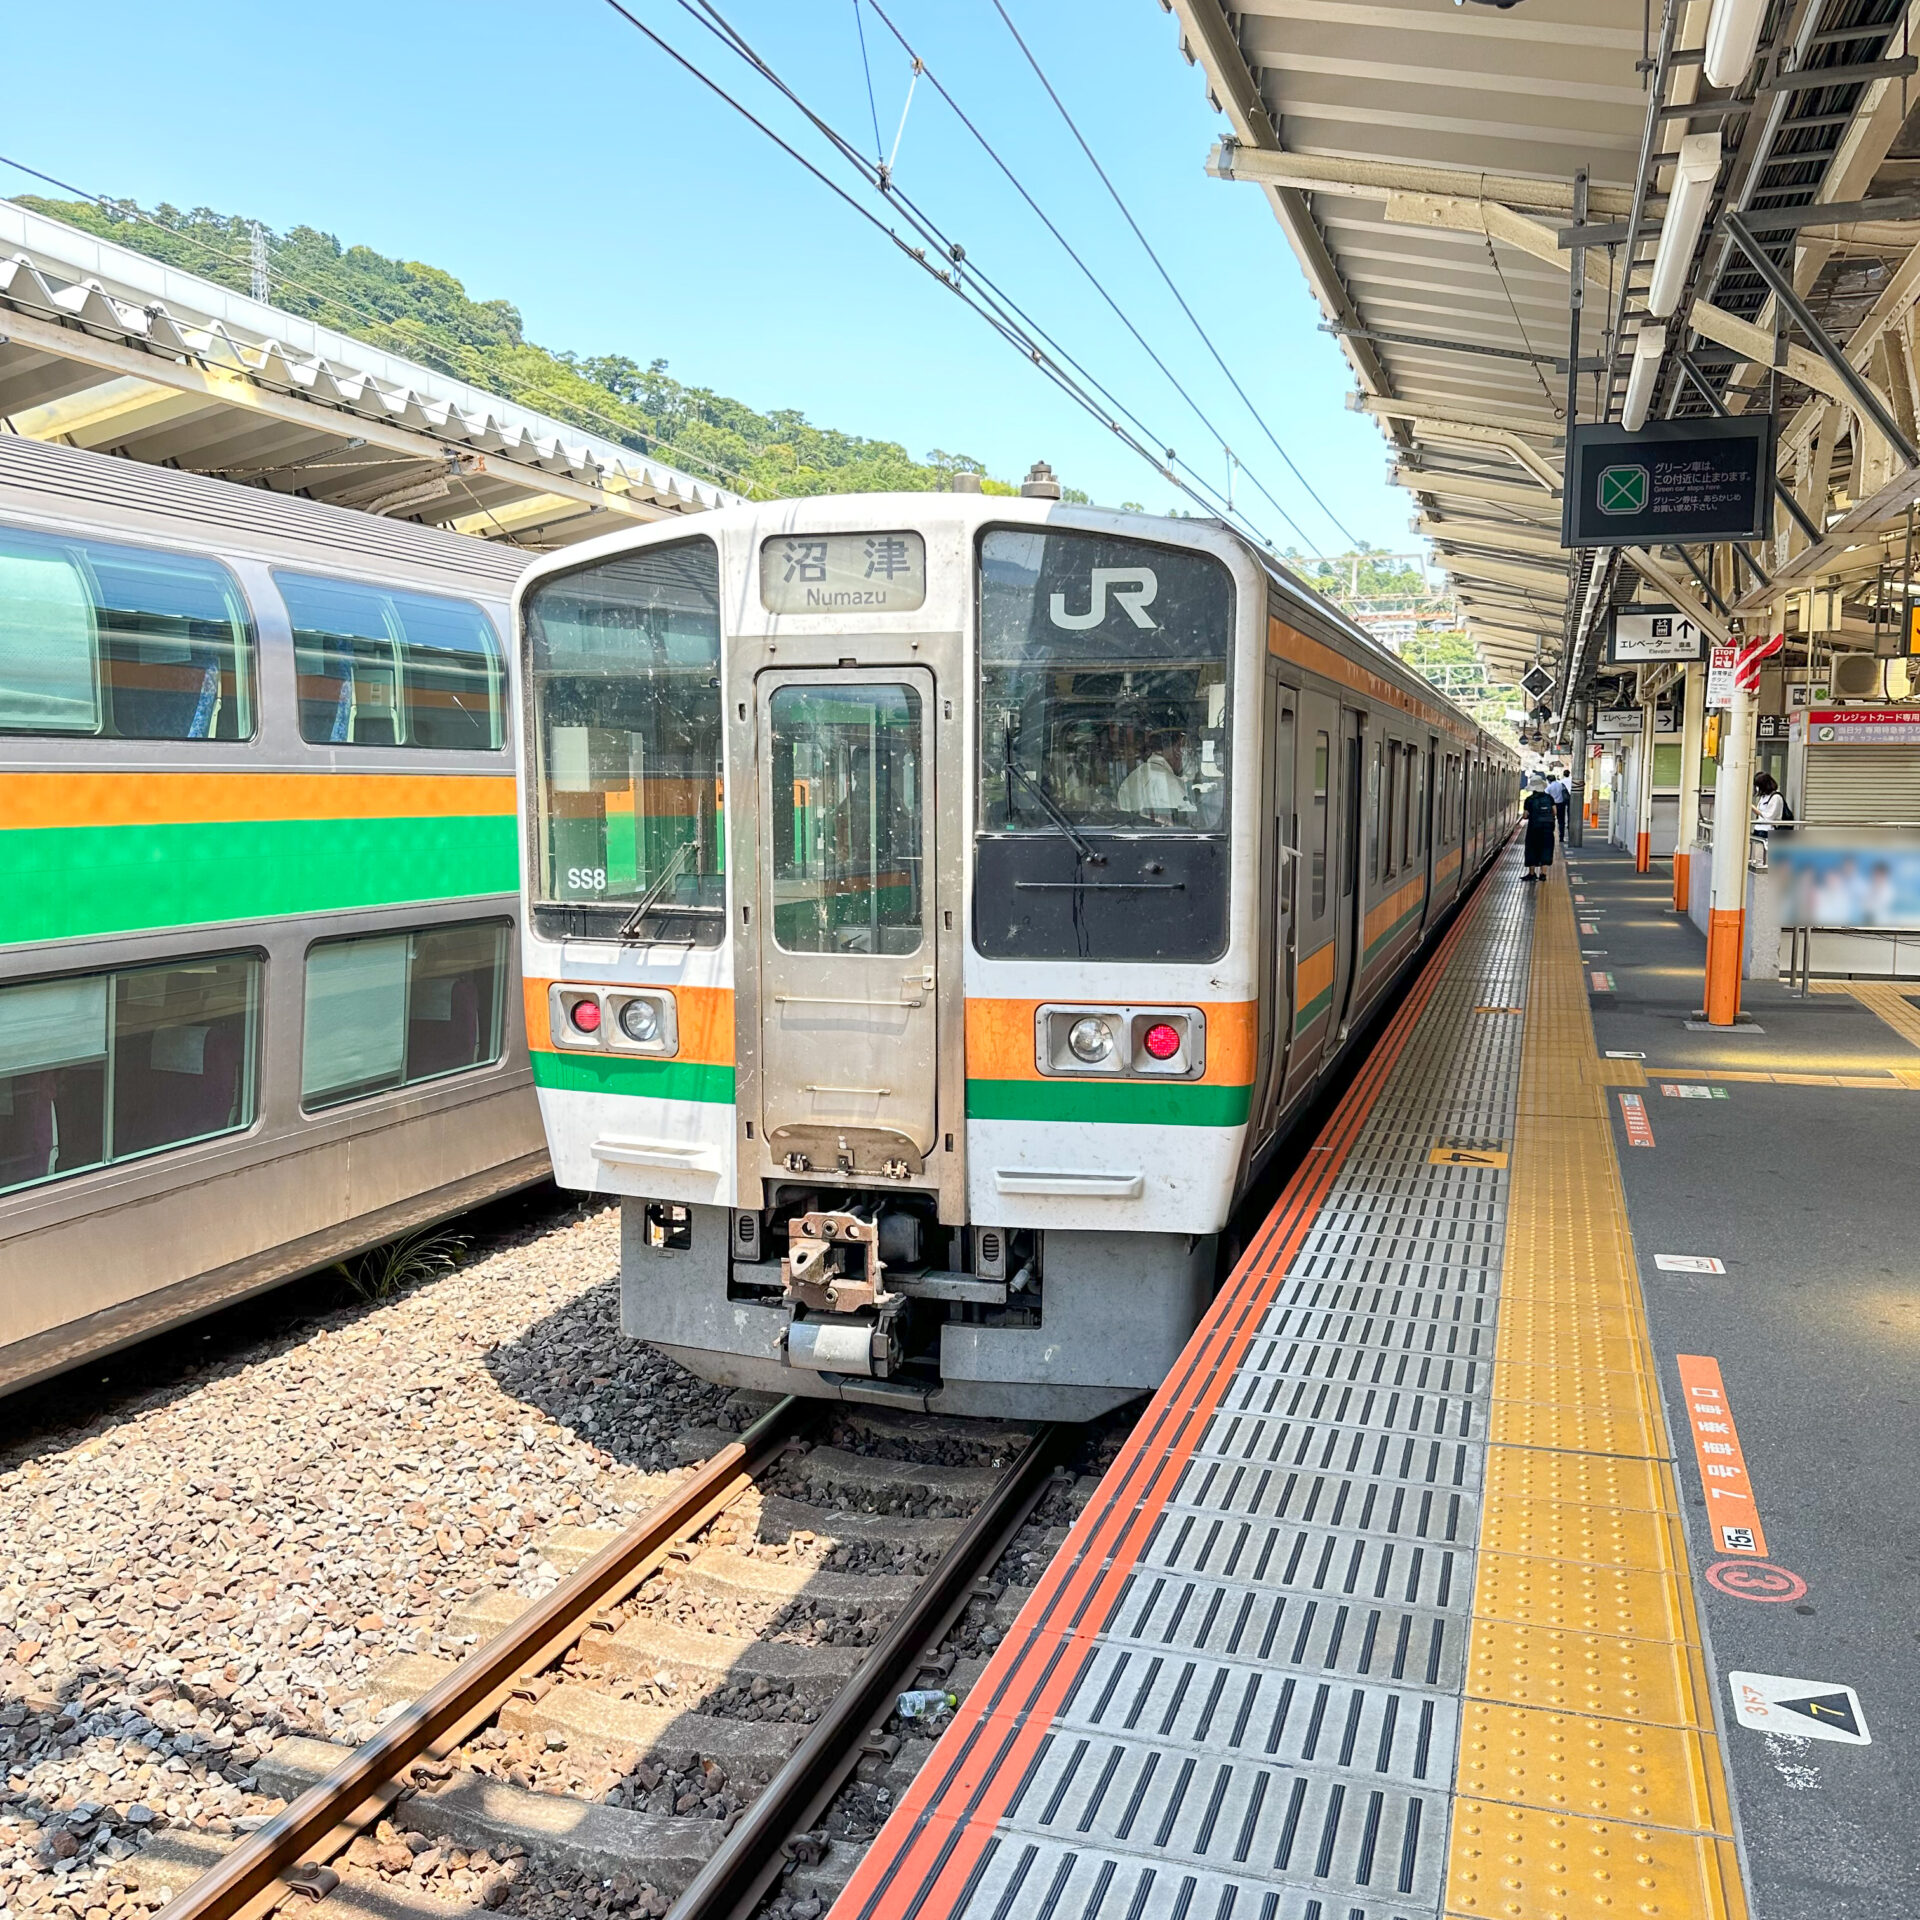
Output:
top-left (248, 1736), bottom-right (728, 1897)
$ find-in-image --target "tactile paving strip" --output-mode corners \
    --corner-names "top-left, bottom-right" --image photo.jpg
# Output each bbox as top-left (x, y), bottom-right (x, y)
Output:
top-left (1442, 871), bottom-right (1747, 1920)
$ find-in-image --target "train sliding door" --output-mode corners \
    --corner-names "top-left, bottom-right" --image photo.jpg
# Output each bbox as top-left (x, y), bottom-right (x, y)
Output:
top-left (1249, 676), bottom-right (1298, 1150)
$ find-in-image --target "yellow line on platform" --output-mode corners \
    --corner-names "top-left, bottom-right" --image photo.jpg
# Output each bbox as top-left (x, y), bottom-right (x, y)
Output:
top-left (1444, 870), bottom-right (1748, 1920)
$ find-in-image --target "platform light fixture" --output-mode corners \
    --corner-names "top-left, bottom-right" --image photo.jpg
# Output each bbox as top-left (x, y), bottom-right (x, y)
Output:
top-left (1623, 323), bottom-right (1668, 431)
top-left (1703, 0), bottom-right (1767, 89)
top-left (1648, 132), bottom-right (1721, 319)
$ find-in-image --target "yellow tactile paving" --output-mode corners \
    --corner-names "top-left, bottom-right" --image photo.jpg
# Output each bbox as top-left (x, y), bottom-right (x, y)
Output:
top-left (1484, 1443), bottom-right (1670, 1513)
top-left (1445, 867), bottom-right (1749, 1920)
top-left (1464, 1620), bottom-right (1715, 1729)
top-left (1446, 1802), bottom-right (1746, 1920)
top-left (1480, 1493), bottom-right (1682, 1572)
top-left (1456, 1701), bottom-right (1729, 1832)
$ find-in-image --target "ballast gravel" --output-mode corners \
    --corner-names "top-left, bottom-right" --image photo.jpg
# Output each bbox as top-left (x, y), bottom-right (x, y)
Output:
top-left (0, 1194), bottom-right (736, 1920)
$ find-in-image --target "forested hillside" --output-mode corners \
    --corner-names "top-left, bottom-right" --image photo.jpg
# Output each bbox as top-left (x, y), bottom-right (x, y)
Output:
top-left (21, 196), bottom-right (1038, 501)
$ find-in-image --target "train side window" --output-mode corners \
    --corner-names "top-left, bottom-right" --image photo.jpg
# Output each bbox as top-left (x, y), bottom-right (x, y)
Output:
top-left (1370, 742), bottom-right (1386, 882)
top-left (277, 572), bottom-right (504, 751)
top-left (301, 920), bottom-right (508, 1112)
top-left (1310, 731), bottom-right (1330, 917)
top-left (0, 953), bottom-right (260, 1196)
top-left (0, 524), bottom-right (255, 741)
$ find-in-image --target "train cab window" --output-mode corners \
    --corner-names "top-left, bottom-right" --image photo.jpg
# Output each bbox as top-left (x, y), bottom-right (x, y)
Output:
top-left (277, 572), bottom-right (503, 751)
top-left (0, 524), bottom-right (255, 740)
top-left (1310, 732), bottom-right (1330, 917)
top-left (0, 953), bottom-right (260, 1196)
top-left (301, 920), bottom-right (507, 1111)
top-left (976, 528), bottom-right (1233, 961)
top-left (521, 539), bottom-right (724, 946)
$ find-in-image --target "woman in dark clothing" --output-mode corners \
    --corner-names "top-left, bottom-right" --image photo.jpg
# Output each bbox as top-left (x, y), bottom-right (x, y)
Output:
top-left (1521, 773), bottom-right (1557, 882)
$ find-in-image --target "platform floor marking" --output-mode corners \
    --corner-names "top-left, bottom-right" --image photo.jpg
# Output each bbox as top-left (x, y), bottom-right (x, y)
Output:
top-left (1676, 1356), bottom-right (1768, 1558)
top-left (833, 861), bottom-right (1520, 1920)
top-left (1444, 869), bottom-right (1748, 1920)
top-left (1619, 1091), bottom-right (1656, 1146)
top-left (1807, 977), bottom-right (1920, 1055)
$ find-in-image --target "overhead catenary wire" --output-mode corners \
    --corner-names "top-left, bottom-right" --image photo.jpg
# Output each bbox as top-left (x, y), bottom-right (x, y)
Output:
top-left (986, 0), bottom-right (1360, 550)
top-left (620, 0), bottom-right (1304, 547)
top-left (0, 153), bottom-right (763, 500)
top-left (857, 0), bottom-right (1323, 552)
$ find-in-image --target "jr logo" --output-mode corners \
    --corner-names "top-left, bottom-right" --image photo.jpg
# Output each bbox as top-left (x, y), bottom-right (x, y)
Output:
top-left (1049, 567), bottom-right (1159, 631)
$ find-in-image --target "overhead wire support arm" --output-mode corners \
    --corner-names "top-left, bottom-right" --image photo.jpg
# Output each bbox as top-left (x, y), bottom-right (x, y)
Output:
top-left (1675, 350), bottom-right (1821, 545)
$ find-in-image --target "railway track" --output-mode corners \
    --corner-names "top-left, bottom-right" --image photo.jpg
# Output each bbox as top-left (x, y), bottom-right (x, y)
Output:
top-left (142, 1398), bottom-right (1080, 1920)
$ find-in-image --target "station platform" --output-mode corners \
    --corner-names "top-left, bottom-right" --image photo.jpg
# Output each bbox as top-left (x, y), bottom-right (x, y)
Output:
top-left (832, 844), bottom-right (1919, 1920)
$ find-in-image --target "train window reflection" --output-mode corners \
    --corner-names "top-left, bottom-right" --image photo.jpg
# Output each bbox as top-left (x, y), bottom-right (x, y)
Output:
top-left (302, 920), bottom-right (507, 1111)
top-left (277, 572), bottom-right (503, 751)
top-left (767, 683), bottom-right (923, 956)
top-left (0, 524), bottom-right (255, 740)
top-left (0, 954), bottom-right (260, 1196)
top-left (522, 541), bottom-right (724, 945)
top-left (978, 529), bottom-right (1232, 835)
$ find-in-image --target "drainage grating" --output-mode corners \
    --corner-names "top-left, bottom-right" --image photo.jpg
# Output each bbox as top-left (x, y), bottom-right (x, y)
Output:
top-left (961, 872), bottom-right (1537, 1920)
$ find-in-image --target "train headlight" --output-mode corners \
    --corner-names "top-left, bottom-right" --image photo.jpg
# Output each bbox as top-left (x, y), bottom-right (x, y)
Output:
top-left (619, 998), bottom-right (661, 1043)
top-left (1068, 1016), bottom-right (1115, 1064)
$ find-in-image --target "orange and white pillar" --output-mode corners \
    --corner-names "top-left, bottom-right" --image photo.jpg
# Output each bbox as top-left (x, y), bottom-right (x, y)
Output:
top-left (1673, 660), bottom-right (1707, 913)
top-left (1634, 691), bottom-right (1656, 873)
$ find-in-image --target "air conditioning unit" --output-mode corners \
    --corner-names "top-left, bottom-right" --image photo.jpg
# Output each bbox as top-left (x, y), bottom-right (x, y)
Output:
top-left (1832, 654), bottom-right (1882, 699)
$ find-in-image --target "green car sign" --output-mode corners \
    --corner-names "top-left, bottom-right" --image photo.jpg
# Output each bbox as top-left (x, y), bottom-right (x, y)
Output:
top-left (1597, 464), bottom-right (1649, 515)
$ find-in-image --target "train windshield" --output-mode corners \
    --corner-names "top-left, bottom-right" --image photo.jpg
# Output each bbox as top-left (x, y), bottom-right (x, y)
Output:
top-left (979, 529), bottom-right (1232, 833)
top-left (522, 540), bottom-right (725, 945)
top-left (976, 528), bottom-right (1233, 961)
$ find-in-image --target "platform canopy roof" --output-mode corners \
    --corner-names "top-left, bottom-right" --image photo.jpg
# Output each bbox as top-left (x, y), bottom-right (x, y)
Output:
top-left (0, 200), bottom-right (737, 549)
top-left (1165, 0), bottom-right (1920, 711)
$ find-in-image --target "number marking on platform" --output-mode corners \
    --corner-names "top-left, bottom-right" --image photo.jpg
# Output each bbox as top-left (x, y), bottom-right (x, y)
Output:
top-left (1618, 1091), bottom-right (1654, 1144)
top-left (1677, 1354), bottom-right (1766, 1554)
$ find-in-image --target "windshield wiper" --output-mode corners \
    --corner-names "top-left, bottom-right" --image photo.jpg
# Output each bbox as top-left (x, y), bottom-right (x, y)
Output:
top-left (619, 839), bottom-right (708, 940)
top-left (1002, 738), bottom-right (1105, 865)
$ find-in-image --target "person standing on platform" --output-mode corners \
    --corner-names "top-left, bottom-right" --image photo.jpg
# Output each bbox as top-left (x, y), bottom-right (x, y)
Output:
top-left (1751, 772), bottom-right (1785, 870)
top-left (1547, 767), bottom-right (1571, 840)
top-left (1521, 773), bottom-right (1557, 883)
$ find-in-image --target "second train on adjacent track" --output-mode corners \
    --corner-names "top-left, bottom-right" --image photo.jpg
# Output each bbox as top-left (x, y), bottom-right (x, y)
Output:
top-left (515, 485), bottom-right (1516, 1418)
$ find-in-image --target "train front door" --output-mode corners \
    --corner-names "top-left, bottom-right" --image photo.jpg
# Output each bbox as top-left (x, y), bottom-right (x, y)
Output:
top-left (754, 668), bottom-right (940, 1177)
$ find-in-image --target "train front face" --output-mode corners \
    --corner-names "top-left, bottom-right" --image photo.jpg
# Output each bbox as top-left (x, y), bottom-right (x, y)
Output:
top-left (514, 496), bottom-right (1265, 1419)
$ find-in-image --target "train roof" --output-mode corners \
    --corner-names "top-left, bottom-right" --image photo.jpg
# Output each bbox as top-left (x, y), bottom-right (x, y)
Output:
top-left (0, 431), bottom-right (533, 592)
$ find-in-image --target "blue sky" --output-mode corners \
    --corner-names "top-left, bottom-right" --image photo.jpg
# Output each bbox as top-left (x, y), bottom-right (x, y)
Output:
top-left (3, 0), bottom-right (1412, 555)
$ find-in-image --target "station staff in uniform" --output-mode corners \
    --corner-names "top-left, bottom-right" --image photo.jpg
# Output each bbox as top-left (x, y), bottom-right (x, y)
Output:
top-left (1547, 768), bottom-right (1571, 839)
top-left (1521, 772), bottom-right (1557, 883)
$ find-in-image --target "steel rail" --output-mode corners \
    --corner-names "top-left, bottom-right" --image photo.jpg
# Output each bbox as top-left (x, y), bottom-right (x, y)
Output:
top-left (667, 1421), bottom-right (1075, 1920)
top-left (162, 1395), bottom-right (815, 1920)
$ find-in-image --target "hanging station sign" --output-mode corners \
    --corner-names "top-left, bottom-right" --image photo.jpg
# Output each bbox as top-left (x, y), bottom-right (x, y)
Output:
top-left (1564, 416), bottom-right (1774, 548)
top-left (1593, 706), bottom-right (1678, 737)
top-left (1608, 606), bottom-right (1711, 664)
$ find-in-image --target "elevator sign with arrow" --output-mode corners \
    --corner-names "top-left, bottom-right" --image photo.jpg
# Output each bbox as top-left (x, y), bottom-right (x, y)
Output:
top-left (1609, 605), bottom-right (1710, 664)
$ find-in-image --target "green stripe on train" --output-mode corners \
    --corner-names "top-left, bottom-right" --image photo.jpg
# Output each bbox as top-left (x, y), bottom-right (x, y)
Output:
top-left (1, 816), bottom-right (518, 944)
top-left (1293, 985), bottom-right (1333, 1033)
top-left (529, 1050), bottom-right (737, 1103)
top-left (1364, 899), bottom-right (1425, 964)
top-left (966, 1077), bottom-right (1252, 1127)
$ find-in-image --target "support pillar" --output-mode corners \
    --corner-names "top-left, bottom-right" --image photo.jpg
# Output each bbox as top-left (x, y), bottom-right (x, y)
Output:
top-left (1567, 706), bottom-right (1587, 848)
top-left (1705, 658), bottom-right (1759, 1025)
top-left (1673, 662), bottom-right (1706, 912)
top-left (1634, 688), bottom-right (1656, 873)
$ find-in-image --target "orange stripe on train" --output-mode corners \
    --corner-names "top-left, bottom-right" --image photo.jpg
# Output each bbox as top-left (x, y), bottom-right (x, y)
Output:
top-left (2, 770), bottom-right (516, 830)
top-left (963, 997), bottom-right (1257, 1084)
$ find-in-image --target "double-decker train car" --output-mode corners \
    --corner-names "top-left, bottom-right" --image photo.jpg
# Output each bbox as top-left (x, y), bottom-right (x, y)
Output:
top-left (513, 483), bottom-right (1515, 1418)
top-left (0, 434), bottom-right (548, 1393)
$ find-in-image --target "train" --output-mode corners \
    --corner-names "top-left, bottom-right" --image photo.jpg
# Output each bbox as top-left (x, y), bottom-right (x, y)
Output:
top-left (512, 481), bottom-right (1518, 1419)
top-left (0, 433), bottom-right (548, 1394)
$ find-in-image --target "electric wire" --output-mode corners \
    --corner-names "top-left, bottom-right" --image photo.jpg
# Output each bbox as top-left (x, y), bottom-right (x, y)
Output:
top-left (620, 0), bottom-right (1301, 545)
top-left (851, 0), bottom-right (885, 162)
top-left (857, 0), bottom-right (1321, 548)
top-left (986, 0), bottom-right (1359, 548)
top-left (0, 152), bottom-right (760, 499)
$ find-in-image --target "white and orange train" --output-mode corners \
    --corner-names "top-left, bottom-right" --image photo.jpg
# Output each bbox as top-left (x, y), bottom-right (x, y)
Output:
top-left (512, 485), bottom-right (1516, 1418)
